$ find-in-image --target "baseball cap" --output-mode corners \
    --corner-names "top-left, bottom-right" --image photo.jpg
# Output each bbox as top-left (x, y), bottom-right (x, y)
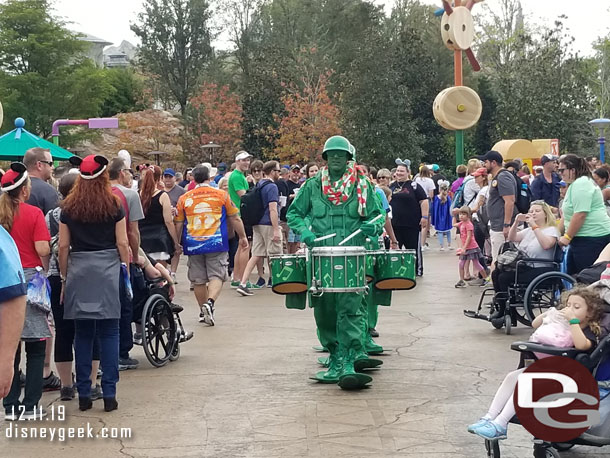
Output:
top-left (432, 164), bottom-right (440, 172)
top-left (290, 164), bottom-right (301, 171)
top-left (540, 154), bottom-right (558, 165)
top-left (163, 168), bottom-right (176, 177)
top-left (235, 151), bottom-right (252, 161)
top-left (217, 162), bottom-right (227, 172)
top-left (472, 167), bottom-right (487, 177)
top-left (476, 150), bottom-right (504, 165)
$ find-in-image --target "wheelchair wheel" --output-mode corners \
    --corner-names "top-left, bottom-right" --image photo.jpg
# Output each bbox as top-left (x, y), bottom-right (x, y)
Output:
top-left (485, 439), bottom-right (501, 457)
top-left (169, 342), bottom-right (180, 361)
top-left (533, 444), bottom-right (559, 458)
top-left (142, 294), bottom-right (177, 367)
top-left (551, 442), bottom-right (574, 451)
top-left (504, 314), bottom-right (511, 335)
top-left (524, 272), bottom-right (576, 323)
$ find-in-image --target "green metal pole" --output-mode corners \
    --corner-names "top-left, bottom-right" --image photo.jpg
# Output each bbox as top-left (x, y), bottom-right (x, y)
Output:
top-left (455, 130), bottom-right (464, 166)
top-left (52, 136), bottom-right (59, 146)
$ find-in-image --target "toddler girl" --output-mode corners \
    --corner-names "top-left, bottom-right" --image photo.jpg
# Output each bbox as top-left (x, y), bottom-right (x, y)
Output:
top-left (455, 206), bottom-right (486, 288)
top-left (432, 180), bottom-right (452, 251)
top-left (468, 286), bottom-right (606, 441)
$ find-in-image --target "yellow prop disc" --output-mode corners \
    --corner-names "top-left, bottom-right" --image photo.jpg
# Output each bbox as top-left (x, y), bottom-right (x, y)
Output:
top-left (433, 86), bottom-right (482, 130)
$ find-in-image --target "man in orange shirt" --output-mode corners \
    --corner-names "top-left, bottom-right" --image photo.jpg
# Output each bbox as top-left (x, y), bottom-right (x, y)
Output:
top-left (175, 164), bottom-right (248, 326)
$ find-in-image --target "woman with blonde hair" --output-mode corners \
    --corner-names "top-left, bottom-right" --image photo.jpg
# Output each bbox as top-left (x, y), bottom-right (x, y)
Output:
top-left (490, 200), bottom-right (560, 325)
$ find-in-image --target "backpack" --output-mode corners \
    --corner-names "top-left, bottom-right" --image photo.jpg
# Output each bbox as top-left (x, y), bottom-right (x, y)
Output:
top-left (451, 176), bottom-right (476, 210)
top-left (240, 180), bottom-right (273, 226)
top-left (499, 169), bottom-right (532, 214)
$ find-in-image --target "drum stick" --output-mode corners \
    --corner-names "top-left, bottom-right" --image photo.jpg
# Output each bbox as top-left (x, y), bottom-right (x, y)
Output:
top-left (338, 214), bottom-right (385, 246)
top-left (313, 233), bottom-right (336, 242)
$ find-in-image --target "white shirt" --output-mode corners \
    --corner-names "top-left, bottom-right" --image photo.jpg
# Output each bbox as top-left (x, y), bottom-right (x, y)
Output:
top-left (414, 177), bottom-right (435, 198)
top-left (518, 226), bottom-right (560, 261)
top-left (463, 176), bottom-right (481, 209)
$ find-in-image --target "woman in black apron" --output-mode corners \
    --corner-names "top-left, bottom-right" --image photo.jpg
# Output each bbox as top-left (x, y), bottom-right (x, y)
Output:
top-left (58, 155), bottom-right (130, 412)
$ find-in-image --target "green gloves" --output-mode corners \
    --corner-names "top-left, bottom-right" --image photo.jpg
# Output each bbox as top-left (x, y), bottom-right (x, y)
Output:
top-left (360, 221), bottom-right (379, 238)
top-left (301, 229), bottom-right (316, 247)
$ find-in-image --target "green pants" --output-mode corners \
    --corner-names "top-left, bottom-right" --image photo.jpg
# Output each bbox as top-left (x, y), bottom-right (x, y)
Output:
top-left (312, 292), bottom-right (366, 355)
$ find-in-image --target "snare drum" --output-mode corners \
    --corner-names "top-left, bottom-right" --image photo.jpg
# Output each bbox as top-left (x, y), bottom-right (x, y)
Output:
top-left (374, 250), bottom-right (416, 290)
top-left (311, 246), bottom-right (366, 293)
top-left (270, 255), bottom-right (307, 294)
top-left (365, 250), bottom-right (385, 283)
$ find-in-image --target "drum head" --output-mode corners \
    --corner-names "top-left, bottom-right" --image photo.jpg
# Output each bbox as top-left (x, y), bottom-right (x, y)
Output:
top-left (272, 282), bottom-right (308, 295)
top-left (375, 278), bottom-right (416, 291)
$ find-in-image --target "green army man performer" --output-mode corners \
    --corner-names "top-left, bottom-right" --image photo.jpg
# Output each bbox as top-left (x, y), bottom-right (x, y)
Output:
top-left (287, 135), bottom-right (386, 390)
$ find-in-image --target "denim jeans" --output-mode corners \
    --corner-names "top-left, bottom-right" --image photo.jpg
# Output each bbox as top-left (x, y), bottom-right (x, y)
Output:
top-left (436, 230), bottom-right (451, 247)
top-left (3, 340), bottom-right (46, 412)
top-left (74, 319), bottom-right (119, 398)
top-left (119, 267), bottom-right (135, 360)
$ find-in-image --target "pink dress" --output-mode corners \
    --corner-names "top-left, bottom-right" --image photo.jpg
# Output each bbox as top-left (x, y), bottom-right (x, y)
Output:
top-left (529, 307), bottom-right (573, 359)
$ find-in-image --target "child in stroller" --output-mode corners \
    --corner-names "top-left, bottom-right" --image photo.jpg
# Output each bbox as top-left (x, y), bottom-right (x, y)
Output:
top-left (467, 286), bottom-right (608, 441)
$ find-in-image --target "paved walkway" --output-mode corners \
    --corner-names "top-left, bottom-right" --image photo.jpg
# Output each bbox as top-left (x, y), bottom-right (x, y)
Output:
top-left (2, 240), bottom-right (608, 457)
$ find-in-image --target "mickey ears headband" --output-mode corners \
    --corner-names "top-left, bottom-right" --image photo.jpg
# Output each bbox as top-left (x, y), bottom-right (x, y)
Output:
top-left (72, 155), bottom-right (109, 180)
top-left (0, 162), bottom-right (28, 192)
top-left (395, 158), bottom-right (411, 169)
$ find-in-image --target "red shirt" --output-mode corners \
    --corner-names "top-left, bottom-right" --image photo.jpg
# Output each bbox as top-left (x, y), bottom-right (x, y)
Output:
top-left (10, 202), bottom-right (50, 268)
top-left (187, 180), bottom-right (196, 191)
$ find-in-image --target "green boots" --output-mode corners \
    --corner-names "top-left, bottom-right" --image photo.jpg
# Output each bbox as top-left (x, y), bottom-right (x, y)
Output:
top-left (338, 349), bottom-right (373, 390)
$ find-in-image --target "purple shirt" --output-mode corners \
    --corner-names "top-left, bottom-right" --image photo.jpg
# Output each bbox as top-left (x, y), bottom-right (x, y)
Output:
top-left (451, 177), bottom-right (465, 194)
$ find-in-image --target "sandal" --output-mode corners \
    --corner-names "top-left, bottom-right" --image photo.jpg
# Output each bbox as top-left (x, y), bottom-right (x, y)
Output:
top-left (42, 371), bottom-right (61, 391)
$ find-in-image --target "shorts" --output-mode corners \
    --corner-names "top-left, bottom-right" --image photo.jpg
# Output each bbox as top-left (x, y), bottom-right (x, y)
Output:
top-left (288, 228), bottom-right (301, 243)
top-left (489, 230), bottom-right (506, 264)
top-left (187, 252), bottom-right (229, 285)
top-left (252, 225), bottom-right (283, 257)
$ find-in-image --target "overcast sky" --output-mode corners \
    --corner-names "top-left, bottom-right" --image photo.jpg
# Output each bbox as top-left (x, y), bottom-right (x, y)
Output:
top-left (53, 0), bottom-right (609, 56)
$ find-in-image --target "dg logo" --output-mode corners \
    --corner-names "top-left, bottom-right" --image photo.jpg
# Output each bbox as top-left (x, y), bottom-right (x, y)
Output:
top-left (514, 356), bottom-right (600, 442)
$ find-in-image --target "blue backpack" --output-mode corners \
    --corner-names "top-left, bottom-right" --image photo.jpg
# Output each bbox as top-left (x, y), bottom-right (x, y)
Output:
top-left (451, 176), bottom-right (476, 210)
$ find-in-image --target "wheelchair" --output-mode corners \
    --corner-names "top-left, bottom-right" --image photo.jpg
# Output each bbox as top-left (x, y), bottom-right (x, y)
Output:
top-left (135, 278), bottom-right (193, 367)
top-left (481, 329), bottom-right (610, 458)
top-left (464, 246), bottom-right (576, 334)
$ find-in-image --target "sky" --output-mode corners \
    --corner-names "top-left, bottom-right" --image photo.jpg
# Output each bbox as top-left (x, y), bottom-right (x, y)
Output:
top-left (52, 0), bottom-right (610, 56)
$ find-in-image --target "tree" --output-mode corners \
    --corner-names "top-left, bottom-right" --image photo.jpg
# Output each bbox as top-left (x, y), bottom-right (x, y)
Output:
top-left (117, 109), bottom-right (184, 156)
top-left (0, 0), bottom-right (113, 137)
top-left (100, 68), bottom-right (150, 117)
top-left (184, 82), bottom-right (244, 162)
top-left (131, 0), bottom-right (214, 114)
top-left (268, 64), bottom-right (341, 163)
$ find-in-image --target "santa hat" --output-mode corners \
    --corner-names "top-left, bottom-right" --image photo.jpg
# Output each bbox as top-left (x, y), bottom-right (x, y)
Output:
top-left (0, 162), bottom-right (28, 192)
top-left (78, 155), bottom-right (108, 180)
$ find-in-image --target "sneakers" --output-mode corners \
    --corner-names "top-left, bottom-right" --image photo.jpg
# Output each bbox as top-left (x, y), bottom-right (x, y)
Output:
top-left (91, 383), bottom-right (103, 400)
top-left (230, 280), bottom-right (240, 289)
top-left (439, 247), bottom-right (445, 251)
top-left (255, 277), bottom-right (266, 287)
top-left (369, 328), bottom-right (379, 338)
top-left (267, 278), bottom-right (273, 288)
top-left (42, 371), bottom-right (61, 391)
top-left (118, 357), bottom-right (139, 371)
top-left (468, 278), bottom-right (487, 287)
top-left (250, 281), bottom-right (262, 290)
top-left (467, 418), bottom-right (490, 433)
top-left (455, 279), bottom-right (467, 288)
top-left (472, 421), bottom-right (507, 441)
top-left (236, 284), bottom-right (253, 296)
top-left (199, 301), bottom-right (215, 326)
top-left (133, 332), bottom-right (143, 346)
top-left (60, 385), bottom-right (75, 401)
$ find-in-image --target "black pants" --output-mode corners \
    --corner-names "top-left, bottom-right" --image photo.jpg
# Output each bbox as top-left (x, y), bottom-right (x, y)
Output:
top-left (491, 266), bottom-right (553, 315)
top-left (393, 225), bottom-right (423, 276)
top-left (567, 234), bottom-right (610, 275)
top-left (49, 275), bottom-right (99, 363)
top-left (119, 267), bottom-right (134, 360)
top-left (3, 340), bottom-right (46, 412)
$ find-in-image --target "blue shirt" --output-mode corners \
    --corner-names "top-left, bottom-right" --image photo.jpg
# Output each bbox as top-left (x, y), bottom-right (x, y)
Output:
top-left (257, 179), bottom-right (279, 226)
top-left (375, 187), bottom-right (390, 213)
top-left (0, 226), bottom-right (27, 302)
top-left (530, 172), bottom-right (561, 208)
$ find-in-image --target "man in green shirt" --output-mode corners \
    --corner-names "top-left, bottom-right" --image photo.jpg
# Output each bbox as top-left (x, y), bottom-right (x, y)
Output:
top-left (228, 151), bottom-right (253, 285)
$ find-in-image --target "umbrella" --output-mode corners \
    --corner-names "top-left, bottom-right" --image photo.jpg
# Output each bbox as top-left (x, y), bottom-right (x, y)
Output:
top-left (0, 118), bottom-right (74, 161)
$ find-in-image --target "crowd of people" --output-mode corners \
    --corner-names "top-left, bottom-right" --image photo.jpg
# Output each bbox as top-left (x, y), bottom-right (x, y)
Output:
top-left (2, 143), bottom-right (610, 420)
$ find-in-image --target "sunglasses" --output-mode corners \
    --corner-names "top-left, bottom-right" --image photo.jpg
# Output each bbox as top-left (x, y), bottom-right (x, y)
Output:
top-left (39, 160), bottom-right (54, 166)
top-left (378, 176), bottom-right (390, 179)
top-left (252, 169), bottom-right (261, 173)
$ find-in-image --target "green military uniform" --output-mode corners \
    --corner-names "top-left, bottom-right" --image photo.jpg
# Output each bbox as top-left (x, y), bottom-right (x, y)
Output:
top-left (287, 136), bottom-right (385, 389)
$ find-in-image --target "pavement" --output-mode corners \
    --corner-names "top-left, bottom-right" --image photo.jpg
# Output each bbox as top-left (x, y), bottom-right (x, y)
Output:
top-left (2, 239), bottom-right (609, 457)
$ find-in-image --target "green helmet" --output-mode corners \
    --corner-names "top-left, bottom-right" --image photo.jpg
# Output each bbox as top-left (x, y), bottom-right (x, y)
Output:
top-left (322, 135), bottom-right (353, 160)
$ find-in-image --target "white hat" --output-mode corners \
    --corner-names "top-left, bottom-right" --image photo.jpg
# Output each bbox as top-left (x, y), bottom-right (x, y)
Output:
top-left (118, 149), bottom-right (131, 168)
top-left (235, 151), bottom-right (252, 161)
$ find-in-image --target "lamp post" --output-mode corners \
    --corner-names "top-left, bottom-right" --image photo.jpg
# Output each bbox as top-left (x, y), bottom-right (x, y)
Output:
top-left (200, 141), bottom-right (220, 163)
top-left (589, 118), bottom-right (610, 164)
